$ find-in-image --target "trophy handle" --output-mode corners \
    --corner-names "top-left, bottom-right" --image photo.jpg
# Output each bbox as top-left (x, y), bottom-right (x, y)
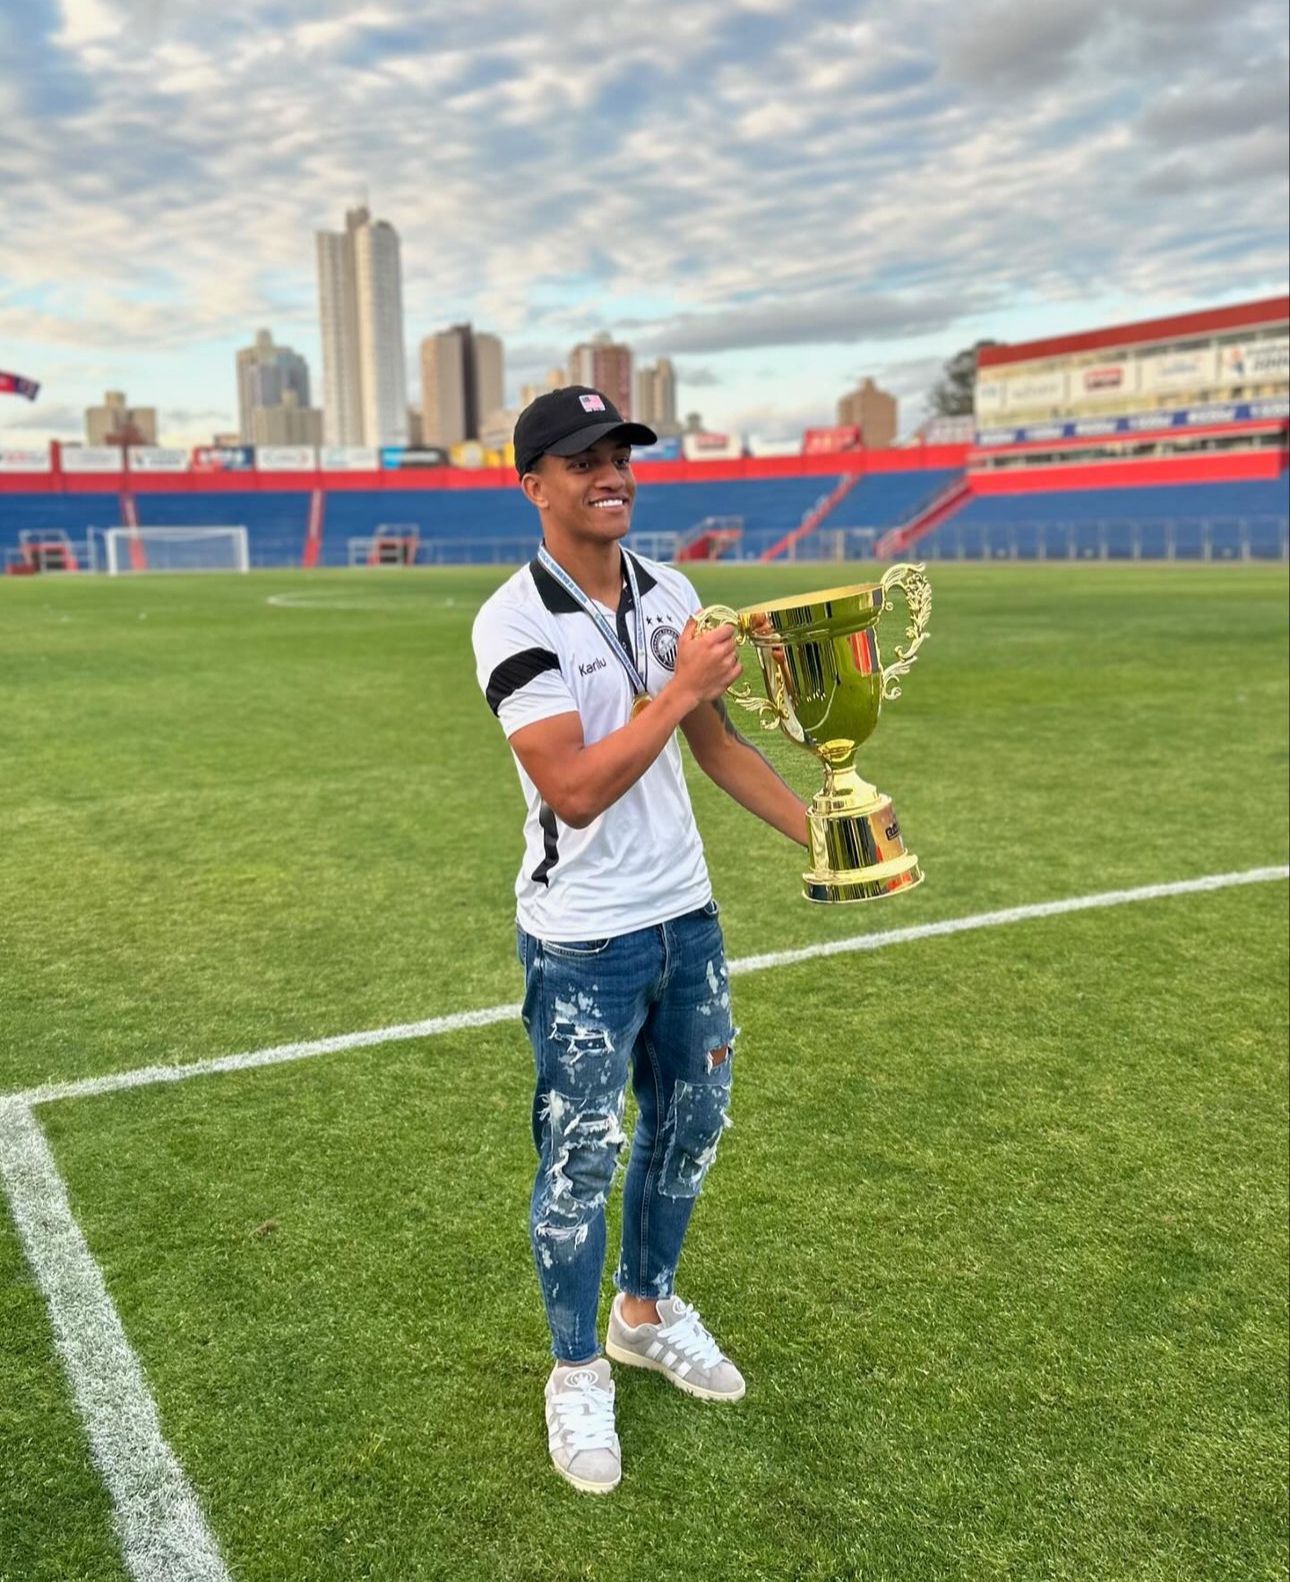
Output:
top-left (877, 563), bottom-right (932, 702)
top-left (691, 605), bottom-right (786, 729)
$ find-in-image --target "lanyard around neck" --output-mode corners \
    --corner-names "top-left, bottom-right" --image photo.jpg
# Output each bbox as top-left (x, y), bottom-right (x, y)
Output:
top-left (537, 544), bottom-right (648, 700)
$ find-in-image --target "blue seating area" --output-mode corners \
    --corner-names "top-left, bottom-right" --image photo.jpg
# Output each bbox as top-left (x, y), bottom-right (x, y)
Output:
top-left (5, 469), bottom-right (1281, 569)
top-left (921, 479), bottom-right (1289, 560)
top-left (135, 492), bottom-right (311, 567)
top-left (323, 477), bottom-right (845, 564)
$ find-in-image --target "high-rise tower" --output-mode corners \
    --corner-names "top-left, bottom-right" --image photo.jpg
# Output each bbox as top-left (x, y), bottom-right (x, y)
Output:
top-left (236, 329), bottom-right (311, 443)
top-left (316, 205), bottom-right (408, 447)
top-left (568, 333), bottom-right (633, 417)
top-left (420, 324), bottom-right (506, 448)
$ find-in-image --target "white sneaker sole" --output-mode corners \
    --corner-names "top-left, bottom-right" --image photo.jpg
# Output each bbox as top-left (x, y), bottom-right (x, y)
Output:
top-left (549, 1456), bottom-right (621, 1495)
top-left (605, 1336), bottom-right (746, 1402)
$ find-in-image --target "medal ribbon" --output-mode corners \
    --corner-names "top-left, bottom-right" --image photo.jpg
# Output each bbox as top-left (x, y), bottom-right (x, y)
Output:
top-left (537, 544), bottom-right (649, 700)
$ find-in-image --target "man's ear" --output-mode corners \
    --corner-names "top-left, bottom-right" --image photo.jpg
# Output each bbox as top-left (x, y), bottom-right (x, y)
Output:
top-left (520, 467), bottom-right (548, 510)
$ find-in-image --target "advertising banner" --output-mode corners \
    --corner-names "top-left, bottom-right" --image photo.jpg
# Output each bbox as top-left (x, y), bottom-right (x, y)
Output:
top-left (922, 415), bottom-right (978, 444)
top-left (0, 446), bottom-right (52, 472)
top-left (802, 425), bottom-right (861, 454)
top-left (977, 401), bottom-right (1284, 448)
top-left (61, 446), bottom-right (124, 472)
top-left (745, 436), bottom-right (802, 457)
top-left (974, 378), bottom-right (1007, 417)
top-left (1076, 361), bottom-right (1137, 401)
top-left (1138, 347), bottom-right (1217, 395)
top-left (633, 436), bottom-right (684, 461)
top-left (380, 446), bottom-right (449, 469)
top-left (319, 446), bottom-right (378, 471)
top-left (681, 432), bottom-right (743, 461)
top-left (192, 445), bottom-right (254, 472)
top-left (450, 441), bottom-right (487, 469)
top-left (1002, 370), bottom-right (1068, 410)
top-left (256, 445), bottom-right (317, 472)
top-left (129, 447), bottom-right (189, 472)
top-left (1219, 338), bottom-right (1289, 386)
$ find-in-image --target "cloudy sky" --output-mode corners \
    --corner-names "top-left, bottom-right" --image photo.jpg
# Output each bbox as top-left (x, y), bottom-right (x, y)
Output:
top-left (1, 0), bottom-right (1287, 447)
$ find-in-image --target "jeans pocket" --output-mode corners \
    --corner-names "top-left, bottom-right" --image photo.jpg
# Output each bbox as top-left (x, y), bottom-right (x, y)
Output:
top-left (542, 937), bottom-right (611, 958)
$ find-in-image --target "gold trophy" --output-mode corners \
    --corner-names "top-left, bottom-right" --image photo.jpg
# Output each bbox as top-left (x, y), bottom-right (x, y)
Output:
top-left (695, 564), bottom-right (931, 903)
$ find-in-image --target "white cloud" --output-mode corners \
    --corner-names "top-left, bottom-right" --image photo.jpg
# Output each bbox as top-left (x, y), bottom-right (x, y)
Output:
top-left (2, 0), bottom-right (1285, 436)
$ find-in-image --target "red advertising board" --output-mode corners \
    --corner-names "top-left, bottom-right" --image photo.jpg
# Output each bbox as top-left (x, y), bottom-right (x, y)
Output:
top-left (801, 425), bottom-right (861, 455)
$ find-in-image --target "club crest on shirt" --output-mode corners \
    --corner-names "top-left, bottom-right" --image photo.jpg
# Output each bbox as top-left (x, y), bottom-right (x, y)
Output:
top-left (650, 623), bottom-right (680, 670)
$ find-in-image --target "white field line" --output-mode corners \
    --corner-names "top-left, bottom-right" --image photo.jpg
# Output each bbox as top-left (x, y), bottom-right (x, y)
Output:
top-left (0, 1100), bottom-right (232, 1582)
top-left (12, 864), bottom-right (1288, 1111)
top-left (0, 862), bottom-right (1285, 1582)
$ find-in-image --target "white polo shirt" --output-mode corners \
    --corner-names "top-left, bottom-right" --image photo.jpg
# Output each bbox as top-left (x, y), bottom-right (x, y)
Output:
top-left (472, 549), bottom-right (713, 941)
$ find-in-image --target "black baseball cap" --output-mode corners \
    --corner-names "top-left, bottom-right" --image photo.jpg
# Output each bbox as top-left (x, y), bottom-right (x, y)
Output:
top-left (514, 386), bottom-right (657, 477)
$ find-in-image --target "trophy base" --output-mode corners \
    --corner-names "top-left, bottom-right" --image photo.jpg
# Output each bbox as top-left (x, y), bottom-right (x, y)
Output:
top-left (803, 791), bottom-right (923, 904)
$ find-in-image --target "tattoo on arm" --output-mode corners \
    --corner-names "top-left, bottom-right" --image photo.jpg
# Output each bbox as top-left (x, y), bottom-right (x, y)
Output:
top-left (711, 698), bottom-right (797, 791)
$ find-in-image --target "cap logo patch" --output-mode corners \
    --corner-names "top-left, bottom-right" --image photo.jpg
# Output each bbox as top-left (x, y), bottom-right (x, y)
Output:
top-left (579, 393), bottom-right (606, 412)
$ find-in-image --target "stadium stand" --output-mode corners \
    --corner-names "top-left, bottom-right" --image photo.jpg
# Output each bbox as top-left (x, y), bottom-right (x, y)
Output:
top-left (914, 480), bottom-right (1289, 560)
top-left (3, 465), bottom-right (1286, 567)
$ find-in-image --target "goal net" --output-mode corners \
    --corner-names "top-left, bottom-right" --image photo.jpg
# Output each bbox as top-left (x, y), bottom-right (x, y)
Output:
top-left (102, 526), bottom-right (250, 575)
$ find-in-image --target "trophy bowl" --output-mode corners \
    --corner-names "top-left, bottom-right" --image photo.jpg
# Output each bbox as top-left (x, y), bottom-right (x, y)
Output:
top-left (695, 563), bottom-right (931, 904)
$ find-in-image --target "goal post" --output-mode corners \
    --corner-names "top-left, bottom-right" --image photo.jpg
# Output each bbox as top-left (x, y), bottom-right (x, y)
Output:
top-left (103, 526), bottom-right (250, 575)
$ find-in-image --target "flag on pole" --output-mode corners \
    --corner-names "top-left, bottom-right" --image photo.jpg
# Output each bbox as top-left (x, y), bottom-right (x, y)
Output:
top-left (0, 371), bottom-right (40, 401)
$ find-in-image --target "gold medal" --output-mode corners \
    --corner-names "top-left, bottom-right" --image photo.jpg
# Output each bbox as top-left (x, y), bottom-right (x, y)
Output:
top-left (631, 692), bottom-right (651, 718)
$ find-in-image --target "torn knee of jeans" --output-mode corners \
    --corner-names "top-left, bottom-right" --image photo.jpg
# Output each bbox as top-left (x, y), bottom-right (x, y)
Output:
top-left (705, 1024), bottom-right (738, 1073)
top-left (549, 995), bottom-right (615, 1074)
top-left (658, 1076), bottom-right (733, 1200)
top-left (538, 1087), bottom-right (628, 1217)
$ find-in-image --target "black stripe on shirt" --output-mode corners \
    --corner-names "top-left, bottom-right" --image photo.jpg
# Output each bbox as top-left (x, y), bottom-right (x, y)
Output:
top-left (486, 647), bottom-right (561, 715)
top-left (532, 801), bottom-right (560, 887)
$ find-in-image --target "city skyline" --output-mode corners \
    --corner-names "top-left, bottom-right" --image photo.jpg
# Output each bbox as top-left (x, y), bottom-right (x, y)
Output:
top-left (2, 2), bottom-right (1286, 449)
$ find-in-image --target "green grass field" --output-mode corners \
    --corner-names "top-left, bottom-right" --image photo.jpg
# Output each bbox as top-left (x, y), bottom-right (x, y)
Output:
top-left (1, 562), bottom-right (1287, 1582)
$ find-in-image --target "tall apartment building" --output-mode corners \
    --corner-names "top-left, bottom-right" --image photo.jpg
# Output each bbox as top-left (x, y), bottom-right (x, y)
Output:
top-left (634, 357), bottom-right (677, 434)
top-left (85, 390), bottom-right (157, 446)
top-left (420, 324), bottom-right (505, 448)
top-left (250, 390), bottom-right (322, 447)
top-left (837, 377), bottom-right (897, 447)
top-left (316, 205), bottom-right (408, 447)
top-left (569, 332), bottom-right (632, 416)
top-left (520, 367), bottom-right (567, 407)
top-left (236, 329), bottom-right (311, 443)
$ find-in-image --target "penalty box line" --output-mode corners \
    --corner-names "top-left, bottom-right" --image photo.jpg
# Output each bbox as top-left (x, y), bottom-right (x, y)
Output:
top-left (0, 862), bottom-right (1286, 1582)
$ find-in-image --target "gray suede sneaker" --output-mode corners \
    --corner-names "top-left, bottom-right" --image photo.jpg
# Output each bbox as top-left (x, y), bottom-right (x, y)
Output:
top-left (544, 1357), bottom-right (621, 1494)
top-left (606, 1294), bottom-right (746, 1402)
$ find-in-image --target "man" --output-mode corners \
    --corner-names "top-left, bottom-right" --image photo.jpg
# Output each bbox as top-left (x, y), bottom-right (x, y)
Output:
top-left (471, 386), bottom-right (809, 1494)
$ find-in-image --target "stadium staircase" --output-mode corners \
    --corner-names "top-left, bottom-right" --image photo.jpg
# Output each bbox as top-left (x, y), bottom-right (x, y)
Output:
top-left (303, 489), bottom-right (325, 568)
top-left (758, 474), bottom-right (861, 560)
top-left (674, 516), bottom-right (744, 561)
top-left (118, 491), bottom-right (147, 572)
top-left (874, 476), bottom-right (973, 559)
top-left (4, 529), bottom-right (79, 574)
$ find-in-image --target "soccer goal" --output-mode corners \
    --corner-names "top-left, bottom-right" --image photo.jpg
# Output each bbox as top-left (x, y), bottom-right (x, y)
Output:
top-left (101, 526), bottom-right (250, 575)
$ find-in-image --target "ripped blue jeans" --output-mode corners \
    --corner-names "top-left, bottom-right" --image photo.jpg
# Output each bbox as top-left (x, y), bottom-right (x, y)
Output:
top-left (518, 902), bottom-right (736, 1365)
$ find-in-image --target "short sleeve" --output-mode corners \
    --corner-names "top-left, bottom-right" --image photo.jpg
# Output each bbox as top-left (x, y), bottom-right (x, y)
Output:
top-left (669, 568), bottom-right (704, 620)
top-left (472, 600), bottom-right (577, 739)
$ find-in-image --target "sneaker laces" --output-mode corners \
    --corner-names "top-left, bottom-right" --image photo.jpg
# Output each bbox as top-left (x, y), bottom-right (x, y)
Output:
top-left (551, 1368), bottom-right (616, 1452)
top-left (657, 1303), bottom-right (723, 1369)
